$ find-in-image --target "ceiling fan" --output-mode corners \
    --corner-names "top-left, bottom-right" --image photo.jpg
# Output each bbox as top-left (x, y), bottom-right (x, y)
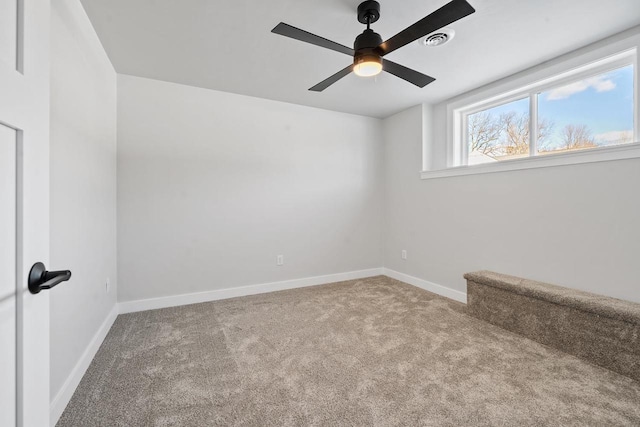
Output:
top-left (272, 0), bottom-right (475, 92)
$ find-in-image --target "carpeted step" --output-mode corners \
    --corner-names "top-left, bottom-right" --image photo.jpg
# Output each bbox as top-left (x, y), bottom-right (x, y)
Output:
top-left (464, 270), bottom-right (640, 381)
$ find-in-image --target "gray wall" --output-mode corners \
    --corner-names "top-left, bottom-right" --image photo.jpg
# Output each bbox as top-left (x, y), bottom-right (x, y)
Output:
top-left (117, 75), bottom-right (384, 303)
top-left (50, 0), bottom-right (117, 404)
top-left (383, 104), bottom-right (640, 303)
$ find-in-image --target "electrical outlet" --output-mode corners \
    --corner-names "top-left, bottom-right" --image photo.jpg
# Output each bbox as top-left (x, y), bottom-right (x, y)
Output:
top-left (277, 255), bottom-right (284, 266)
top-left (105, 277), bottom-right (110, 293)
top-left (401, 250), bottom-right (407, 260)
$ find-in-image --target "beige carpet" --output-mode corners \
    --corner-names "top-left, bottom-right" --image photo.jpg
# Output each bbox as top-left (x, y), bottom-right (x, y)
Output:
top-left (57, 276), bottom-right (640, 426)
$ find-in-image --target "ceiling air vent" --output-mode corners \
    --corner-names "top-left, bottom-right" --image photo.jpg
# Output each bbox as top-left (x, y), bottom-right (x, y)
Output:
top-left (422, 29), bottom-right (455, 47)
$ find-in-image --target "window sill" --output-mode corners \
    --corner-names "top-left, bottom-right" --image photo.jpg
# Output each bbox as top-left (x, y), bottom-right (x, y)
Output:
top-left (421, 142), bottom-right (640, 180)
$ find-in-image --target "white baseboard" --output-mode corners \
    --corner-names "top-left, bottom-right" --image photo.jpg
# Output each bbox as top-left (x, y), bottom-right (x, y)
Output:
top-left (118, 268), bottom-right (385, 314)
top-left (118, 267), bottom-right (465, 314)
top-left (50, 304), bottom-right (119, 426)
top-left (382, 268), bottom-right (467, 303)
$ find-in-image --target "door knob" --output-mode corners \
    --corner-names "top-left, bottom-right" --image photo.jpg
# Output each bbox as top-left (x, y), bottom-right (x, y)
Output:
top-left (28, 262), bottom-right (72, 294)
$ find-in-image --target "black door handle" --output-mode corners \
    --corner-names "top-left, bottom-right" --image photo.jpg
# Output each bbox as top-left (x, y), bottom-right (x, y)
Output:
top-left (28, 262), bottom-right (72, 294)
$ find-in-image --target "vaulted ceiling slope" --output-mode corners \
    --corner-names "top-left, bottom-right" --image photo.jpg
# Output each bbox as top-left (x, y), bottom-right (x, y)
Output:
top-left (80, 0), bottom-right (640, 118)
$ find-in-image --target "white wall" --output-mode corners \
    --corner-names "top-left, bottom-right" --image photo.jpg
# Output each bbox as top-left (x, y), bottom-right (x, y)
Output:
top-left (384, 100), bottom-right (640, 303)
top-left (49, 0), bottom-right (117, 416)
top-left (384, 28), bottom-right (640, 303)
top-left (117, 75), bottom-right (383, 303)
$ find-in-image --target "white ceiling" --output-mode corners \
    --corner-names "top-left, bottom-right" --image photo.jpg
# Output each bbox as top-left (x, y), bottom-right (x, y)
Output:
top-left (80, 0), bottom-right (640, 118)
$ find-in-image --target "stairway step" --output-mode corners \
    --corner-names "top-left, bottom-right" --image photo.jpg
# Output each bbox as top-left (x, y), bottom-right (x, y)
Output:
top-left (465, 271), bottom-right (640, 381)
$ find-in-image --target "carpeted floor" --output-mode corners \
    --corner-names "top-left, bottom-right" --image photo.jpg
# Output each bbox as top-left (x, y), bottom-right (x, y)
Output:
top-left (57, 276), bottom-right (640, 426)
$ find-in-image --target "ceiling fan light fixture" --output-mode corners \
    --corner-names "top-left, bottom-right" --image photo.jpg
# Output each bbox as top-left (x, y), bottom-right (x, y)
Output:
top-left (353, 28), bottom-right (383, 77)
top-left (353, 53), bottom-right (383, 77)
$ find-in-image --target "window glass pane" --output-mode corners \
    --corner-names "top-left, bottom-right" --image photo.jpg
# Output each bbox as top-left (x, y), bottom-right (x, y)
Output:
top-left (537, 64), bottom-right (634, 156)
top-left (467, 97), bottom-right (530, 164)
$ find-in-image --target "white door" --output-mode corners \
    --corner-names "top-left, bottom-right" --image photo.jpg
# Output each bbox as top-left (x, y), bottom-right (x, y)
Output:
top-left (1, 1), bottom-right (52, 426)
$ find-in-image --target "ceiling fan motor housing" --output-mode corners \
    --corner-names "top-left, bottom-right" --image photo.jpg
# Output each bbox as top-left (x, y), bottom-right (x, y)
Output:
top-left (354, 29), bottom-right (383, 68)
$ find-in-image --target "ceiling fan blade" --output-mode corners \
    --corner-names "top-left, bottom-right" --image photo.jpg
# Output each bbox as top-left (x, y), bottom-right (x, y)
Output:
top-left (383, 60), bottom-right (435, 88)
top-left (309, 65), bottom-right (353, 92)
top-left (272, 23), bottom-right (354, 56)
top-left (378, 0), bottom-right (475, 56)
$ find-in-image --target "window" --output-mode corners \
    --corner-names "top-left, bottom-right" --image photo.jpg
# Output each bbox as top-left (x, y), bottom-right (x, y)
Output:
top-left (467, 97), bottom-right (530, 164)
top-left (465, 62), bottom-right (635, 166)
top-left (537, 65), bottom-right (634, 156)
top-left (453, 49), bottom-right (638, 169)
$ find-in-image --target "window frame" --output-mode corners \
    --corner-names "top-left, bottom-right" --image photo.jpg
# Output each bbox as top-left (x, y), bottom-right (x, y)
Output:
top-left (458, 50), bottom-right (636, 166)
top-left (421, 30), bottom-right (640, 179)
